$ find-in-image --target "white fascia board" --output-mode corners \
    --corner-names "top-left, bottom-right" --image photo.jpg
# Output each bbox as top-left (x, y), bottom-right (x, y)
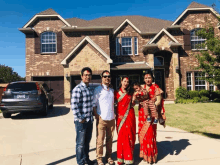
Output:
top-left (23, 15), bottom-right (71, 28)
top-left (113, 19), bottom-right (141, 34)
top-left (148, 28), bottom-right (179, 44)
top-left (61, 36), bottom-right (112, 65)
top-left (172, 8), bottom-right (219, 26)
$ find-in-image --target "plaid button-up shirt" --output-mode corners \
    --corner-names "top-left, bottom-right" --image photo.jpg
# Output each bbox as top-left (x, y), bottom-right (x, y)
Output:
top-left (71, 81), bottom-right (93, 122)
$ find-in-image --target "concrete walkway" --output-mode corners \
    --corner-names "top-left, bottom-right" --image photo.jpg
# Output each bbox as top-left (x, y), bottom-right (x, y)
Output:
top-left (0, 105), bottom-right (220, 165)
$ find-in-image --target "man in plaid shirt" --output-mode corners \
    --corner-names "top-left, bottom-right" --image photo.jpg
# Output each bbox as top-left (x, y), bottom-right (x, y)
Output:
top-left (71, 67), bottom-right (94, 165)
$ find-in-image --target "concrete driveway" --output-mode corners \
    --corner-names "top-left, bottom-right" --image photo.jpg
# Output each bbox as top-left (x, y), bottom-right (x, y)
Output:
top-left (1, 105), bottom-right (220, 165)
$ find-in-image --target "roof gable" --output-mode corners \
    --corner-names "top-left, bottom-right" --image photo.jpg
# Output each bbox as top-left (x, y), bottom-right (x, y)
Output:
top-left (61, 36), bottom-right (112, 65)
top-left (37, 8), bottom-right (59, 15)
top-left (148, 28), bottom-right (179, 44)
top-left (172, 2), bottom-right (219, 26)
top-left (113, 19), bottom-right (141, 34)
top-left (23, 8), bottom-right (71, 28)
top-left (187, 2), bottom-right (210, 8)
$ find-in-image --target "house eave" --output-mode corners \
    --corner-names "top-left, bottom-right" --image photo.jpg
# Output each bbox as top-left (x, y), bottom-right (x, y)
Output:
top-left (19, 28), bottom-right (35, 33)
top-left (62, 26), bottom-right (114, 32)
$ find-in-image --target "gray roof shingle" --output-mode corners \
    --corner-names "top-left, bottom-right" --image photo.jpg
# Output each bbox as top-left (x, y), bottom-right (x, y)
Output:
top-left (37, 8), bottom-right (59, 15)
top-left (187, 1), bottom-right (210, 8)
top-left (65, 16), bottom-right (173, 33)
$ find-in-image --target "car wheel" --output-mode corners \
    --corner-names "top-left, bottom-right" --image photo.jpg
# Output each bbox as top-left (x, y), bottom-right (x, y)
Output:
top-left (49, 104), bottom-right (53, 109)
top-left (41, 100), bottom-right (48, 116)
top-left (3, 112), bottom-right (11, 118)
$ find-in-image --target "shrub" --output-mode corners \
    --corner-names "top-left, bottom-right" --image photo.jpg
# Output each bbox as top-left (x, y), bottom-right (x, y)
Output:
top-left (193, 97), bottom-right (200, 103)
top-left (199, 90), bottom-right (210, 98)
top-left (188, 90), bottom-right (200, 99)
top-left (176, 87), bottom-right (188, 99)
top-left (200, 96), bottom-right (209, 102)
top-left (210, 91), bottom-right (220, 100)
top-left (187, 99), bottom-right (194, 103)
top-left (213, 98), bottom-right (220, 102)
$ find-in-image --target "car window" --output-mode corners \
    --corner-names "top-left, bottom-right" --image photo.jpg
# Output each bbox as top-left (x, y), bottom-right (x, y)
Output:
top-left (7, 83), bottom-right (37, 91)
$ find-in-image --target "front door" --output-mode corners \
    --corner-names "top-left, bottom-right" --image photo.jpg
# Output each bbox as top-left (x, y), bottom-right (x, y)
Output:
top-left (154, 69), bottom-right (166, 98)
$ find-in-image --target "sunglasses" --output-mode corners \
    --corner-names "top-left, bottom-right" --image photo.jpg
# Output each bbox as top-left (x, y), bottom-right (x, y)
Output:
top-left (103, 75), bottom-right (111, 78)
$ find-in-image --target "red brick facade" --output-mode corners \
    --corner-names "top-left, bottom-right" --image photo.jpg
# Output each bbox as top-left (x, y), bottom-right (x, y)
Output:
top-left (21, 4), bottom-right (220, 103)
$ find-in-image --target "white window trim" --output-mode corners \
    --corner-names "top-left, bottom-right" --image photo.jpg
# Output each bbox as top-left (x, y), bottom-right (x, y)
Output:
top-left (41, 32), bottom-right (57, 53)
top-left (134, 37), bottom-right (138, 55)
top-left (186, 72), bottom-right (193, 91)
top-left (116, 37), bottom-right (120, 56)
top-left (154, 56), bottom-right (164, 66)
top-left (121, 37), bottom-right (132, 55)
top-left (194, 72), bottom-right (206, 90)
top-left (191, 29), bottom-right (207, 50)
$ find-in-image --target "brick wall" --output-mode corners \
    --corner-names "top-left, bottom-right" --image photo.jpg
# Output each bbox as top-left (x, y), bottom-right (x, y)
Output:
top-left (178, 11), bottom-right (220, 89)
top-left (25, 18), bottom-right (110, 81)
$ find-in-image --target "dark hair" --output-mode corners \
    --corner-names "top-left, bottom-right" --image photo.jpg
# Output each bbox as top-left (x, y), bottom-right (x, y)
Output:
top-left (118, 76), bottom-right (133, 95)
top-left (101, 70), bottom-right (110, 77)
top-left (143, 69), bottom-right (155, 82)
top-left (132, 81), bottom-right (141, 87)
top-left (81, 67), bottom-right (92, 76)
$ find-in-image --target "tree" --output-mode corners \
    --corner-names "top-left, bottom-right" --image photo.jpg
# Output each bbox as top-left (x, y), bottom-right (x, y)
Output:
top-left (0, 64), bottom-right (25, 83)
top-left (195, 17), bottom-right (220, 86)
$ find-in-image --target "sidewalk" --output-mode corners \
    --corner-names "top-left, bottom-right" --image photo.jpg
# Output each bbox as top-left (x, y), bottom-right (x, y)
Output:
top-left (0, 105), bottom-right (220, 165)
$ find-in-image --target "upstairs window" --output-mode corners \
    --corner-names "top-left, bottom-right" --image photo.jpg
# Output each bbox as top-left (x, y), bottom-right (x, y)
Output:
top-left (122, 37), bottom-right (132, 55)
top-left (190, 29), bottom-right (206, 50)
top-left (116, 37), bottom-right (138, 55)
top-left (41, 32), bottom-right (57, 53)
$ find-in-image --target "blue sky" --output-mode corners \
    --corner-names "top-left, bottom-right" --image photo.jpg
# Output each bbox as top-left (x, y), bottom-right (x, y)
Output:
top-left (0, 0), bottom-right (219, 78)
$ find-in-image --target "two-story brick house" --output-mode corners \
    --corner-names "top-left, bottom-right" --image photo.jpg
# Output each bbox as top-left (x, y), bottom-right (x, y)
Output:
top-left (19, 2), bottom-right (220, 104)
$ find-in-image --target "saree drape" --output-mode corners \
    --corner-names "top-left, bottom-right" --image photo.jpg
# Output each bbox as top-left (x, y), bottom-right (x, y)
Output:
top-left (138, 84), bottom-right (164, 163)
top-left (115, 91), bottom-right (136, 164)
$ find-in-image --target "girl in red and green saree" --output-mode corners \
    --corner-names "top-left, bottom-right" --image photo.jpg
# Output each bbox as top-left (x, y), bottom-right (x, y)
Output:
top-left (138, 70), bottom-right (166, 164)
top-left (114, 76), bottom-right (136, 165)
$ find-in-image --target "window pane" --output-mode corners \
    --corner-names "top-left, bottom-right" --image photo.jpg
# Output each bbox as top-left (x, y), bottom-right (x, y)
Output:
top-left (154, 57), bottom-right (164, 66)
top-left (116, 38), bottom-right (120, 55)
top-left (134, 37), bottom-right (138, 55)
top-left (41, 32), bottom-right (57, 53)
top-left (191, 29), bottom-right (206, 50)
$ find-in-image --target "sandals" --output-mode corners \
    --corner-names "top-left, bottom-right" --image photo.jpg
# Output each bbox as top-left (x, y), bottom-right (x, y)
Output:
top-left (107, 158), bottom-right (115, 165)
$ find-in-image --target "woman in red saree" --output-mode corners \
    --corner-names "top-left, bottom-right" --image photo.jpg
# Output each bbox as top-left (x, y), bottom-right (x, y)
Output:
top-left (115, 76), bottom-right (136, 165)
top-left (138, 70), bottom-right (166, 164)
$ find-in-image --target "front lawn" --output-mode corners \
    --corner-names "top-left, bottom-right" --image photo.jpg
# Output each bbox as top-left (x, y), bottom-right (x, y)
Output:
top-left (134, 103), bottom-right (220, 139)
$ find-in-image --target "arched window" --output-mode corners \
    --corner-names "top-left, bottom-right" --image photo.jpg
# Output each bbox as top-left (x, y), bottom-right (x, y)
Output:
top-left (154, 56), bottom-right (164, 66)
top-left (190, 29), bottom-right (206, 50)
top-left (41, 32), bottom-right (57, 53)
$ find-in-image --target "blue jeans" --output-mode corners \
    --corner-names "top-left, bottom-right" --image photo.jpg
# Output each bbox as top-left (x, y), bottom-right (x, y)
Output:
top-left (74, 120), bottom-right (93, 165)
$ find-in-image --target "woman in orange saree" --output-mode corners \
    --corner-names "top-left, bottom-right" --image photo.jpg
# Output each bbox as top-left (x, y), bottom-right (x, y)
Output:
top-left (115, 76), bottom-right (136, 165)
top-left (138, 70), bottom-right (166, 164)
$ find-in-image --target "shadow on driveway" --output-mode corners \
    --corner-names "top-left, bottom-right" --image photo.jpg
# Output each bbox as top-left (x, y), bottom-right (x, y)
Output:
top-left (11, 106), bottom-right (70, 120)
top-left (190, 131), bottom-right (220, 139)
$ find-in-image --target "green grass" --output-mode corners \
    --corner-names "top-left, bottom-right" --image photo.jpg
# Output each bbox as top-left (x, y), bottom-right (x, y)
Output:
top-left (134, 103), bottom-right (220, 139)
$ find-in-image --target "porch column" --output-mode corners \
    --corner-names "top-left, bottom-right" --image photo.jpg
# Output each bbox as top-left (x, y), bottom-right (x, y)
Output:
top-left (148, 54), bottom-right (154, 69)
top-left (172, 52), bottom-right (180, 98)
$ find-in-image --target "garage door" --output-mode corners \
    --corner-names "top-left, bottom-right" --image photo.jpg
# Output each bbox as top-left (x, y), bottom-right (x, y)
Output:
top-left (32, 76), bottom-right (64, 104)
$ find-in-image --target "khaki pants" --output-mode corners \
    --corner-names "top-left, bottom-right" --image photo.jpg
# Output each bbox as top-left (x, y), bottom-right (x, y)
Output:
top-left (96, 116), bottom-right (115, 161)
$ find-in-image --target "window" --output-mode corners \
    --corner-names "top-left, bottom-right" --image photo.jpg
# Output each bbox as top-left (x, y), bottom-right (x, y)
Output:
top-left (134, 37), bottom-right (138, 55)
top-left (116, 37), bottom-right (138, 55)
top-left (122, 38), bottom-right (132, 55)
top-left (154, 56), bottom-right (164, 66)
top-left (187, 72), bottom-right (192, 91)
top-left (209, 83), bottom-right (214, 91)
top-left (194, 72), bottom-right (206, 91)
top-left (190, 29), bottom-right (206, 50)
top-left (116, 38), bottom-right (120, 56)
top-left (41, 32), bottom-right (57, 53)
